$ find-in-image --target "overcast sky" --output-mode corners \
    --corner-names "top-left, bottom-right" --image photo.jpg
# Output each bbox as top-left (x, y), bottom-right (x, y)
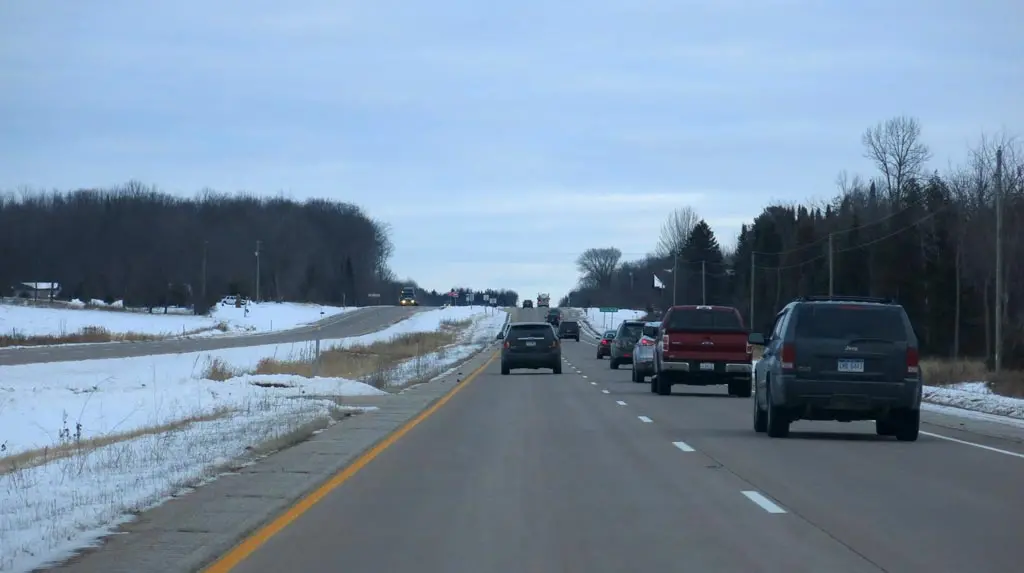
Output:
top-left (2, 0), bottom-right (1021, 300)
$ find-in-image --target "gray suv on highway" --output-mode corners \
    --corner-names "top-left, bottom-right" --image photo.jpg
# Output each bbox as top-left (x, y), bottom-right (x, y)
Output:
top-left (749, 295), bottom-right (922, 441)
top-left (609, 320), bottom-right (645, 370)
top-left (500, 322), bottom-right (563, 375)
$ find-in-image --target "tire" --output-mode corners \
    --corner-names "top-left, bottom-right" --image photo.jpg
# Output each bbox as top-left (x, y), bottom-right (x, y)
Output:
top-left (765, 383), bottom-right (790, 438)
top-left (501, 364), bottom-right (510, 375)
top-left (610, 358), bottom-right (619, 370)
top-left (875, 419), bottom-right (896, 436)
top-left (729, 380), bottom-right (752, 398)
top-left (753, 386), bottom-right (768, 432)
top-left (553, 363), bottom-right (563, 375)
top-left (596, 353), bottom-right (602, 359)
top-left (656, 375), bottom-right (671, 395)
top-left (575, 336), bottom-right (579, 342)
top-left (650, 374), bottom-right (658, 393)
top-left (630, 366), bottom-right (638, 382)
top-left (894, 409), bottom-right (920, 442)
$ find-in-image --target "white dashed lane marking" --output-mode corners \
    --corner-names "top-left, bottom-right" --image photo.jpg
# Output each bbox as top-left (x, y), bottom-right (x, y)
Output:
top-left (601, 389), bottom-right (610, 394)
top-left (590, 382), bottom-right (597, 386)
top-left (616, 401), bottom-right (627, 406)
top-left (672, 441), bottom-right (695, 452)
top-left (742, 491), bottom-right (787, 514)
top-left (638, 416), bottom-right (653, 423)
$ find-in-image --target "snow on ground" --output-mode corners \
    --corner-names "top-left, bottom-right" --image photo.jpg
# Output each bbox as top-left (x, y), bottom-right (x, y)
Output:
top-left (0, 301), bottom-right (357, 342)
top-left (0, 305), bottom-right (505, 572)
top-left (574, 307), bottom-right (648, 336)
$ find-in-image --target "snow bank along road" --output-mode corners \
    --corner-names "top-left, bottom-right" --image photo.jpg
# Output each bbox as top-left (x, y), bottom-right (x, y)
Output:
top-left (0, 305), bottom-right (423, 366)
top-left (38, 307), bottom-right (1024, 573)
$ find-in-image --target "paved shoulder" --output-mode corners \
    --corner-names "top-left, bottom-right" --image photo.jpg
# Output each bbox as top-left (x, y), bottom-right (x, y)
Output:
top-left (227, 355), bottom-right (882, 573)
top-left (0, 306), bottom-right (422, 365)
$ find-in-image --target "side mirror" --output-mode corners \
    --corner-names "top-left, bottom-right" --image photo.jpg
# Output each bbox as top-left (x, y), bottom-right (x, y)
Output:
top-left (747, 332), bottom-right (765, 346)
top-left (496, 331), bottom-right (504, 339)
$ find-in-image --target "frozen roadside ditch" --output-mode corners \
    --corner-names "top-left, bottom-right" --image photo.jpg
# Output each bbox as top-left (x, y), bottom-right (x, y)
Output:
top-left (0, 300), bottom-right (359, 348)
top-left (0, 306), bottom-right (507, 573)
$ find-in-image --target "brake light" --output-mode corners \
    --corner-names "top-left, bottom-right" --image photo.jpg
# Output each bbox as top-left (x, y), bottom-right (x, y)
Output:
top-left (906, 347), bottom-right (919, 375)
top-left (640, 338), bottom-right (654, 346)
top-left (551, 339), bottom-right (559, 349)
top-left (660, 334), bottom-right (670, 351)
top-left (780, 343), bottom-right (795, 370)
top-left (503, 341), bottom-right (510, 349)
top-left (746, 343), bottom-right (753, 355)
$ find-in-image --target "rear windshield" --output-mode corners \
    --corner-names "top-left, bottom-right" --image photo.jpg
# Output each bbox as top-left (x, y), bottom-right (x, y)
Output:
top-left (509, 324), bottom-right (555, 339)
top-left (559, 321), bottom-right (578, 330)
top-left (642, 325), bottom-right (660, 338)
top-left (618, 322), bottom-right (644, 342)
top-left (795, 305), bottom-right (908, 342)
top-left (665, 308), bottom-right (744, 332)
top-left (401, 288), bottom-right (414, 295)
top-left (603, 331), bottom-right (616, 339)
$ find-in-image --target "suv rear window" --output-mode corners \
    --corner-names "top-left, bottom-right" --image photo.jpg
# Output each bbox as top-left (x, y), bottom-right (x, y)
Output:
top-left (665, 308), bottom-right (744, 331)
top-left (642, 325), bottom-right (659, 338)
top-left (559, 321), bottom-right (578, 330)
top-left (618, 322), bottom-right (644, 341)
top-left (795, 305), bottom-right (908, 342)
top-left (508, 324), bottom-right (555, 339)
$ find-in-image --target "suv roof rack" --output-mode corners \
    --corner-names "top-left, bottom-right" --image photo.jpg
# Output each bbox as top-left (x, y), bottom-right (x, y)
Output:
top-left (796, 295), bottom-right (895, 304)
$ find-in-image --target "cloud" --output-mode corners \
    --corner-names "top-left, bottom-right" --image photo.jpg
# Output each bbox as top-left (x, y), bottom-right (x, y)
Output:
top-left (1, 0), bottom-right (1022, 299)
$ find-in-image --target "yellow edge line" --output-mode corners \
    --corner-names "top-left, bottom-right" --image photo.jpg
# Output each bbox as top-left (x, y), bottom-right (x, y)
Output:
top-left (202, 350), bottom-right (499, 572)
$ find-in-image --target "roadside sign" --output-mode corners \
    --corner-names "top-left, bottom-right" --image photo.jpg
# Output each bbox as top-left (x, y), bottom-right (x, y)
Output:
top-left (600, 307), bottom-right (619, 313)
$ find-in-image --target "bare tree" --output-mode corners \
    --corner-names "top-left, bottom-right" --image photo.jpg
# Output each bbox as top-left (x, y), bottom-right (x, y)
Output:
top-left (655, 206), bottom-right (699, 257)
top-left (861, 115), bottom-right (932, 201)
top-left (576, 247), bottom-right (622, 289)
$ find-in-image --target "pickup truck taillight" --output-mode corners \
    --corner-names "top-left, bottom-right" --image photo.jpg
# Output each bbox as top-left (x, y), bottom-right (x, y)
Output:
top-left (660, 334), bottom-right (670, 351)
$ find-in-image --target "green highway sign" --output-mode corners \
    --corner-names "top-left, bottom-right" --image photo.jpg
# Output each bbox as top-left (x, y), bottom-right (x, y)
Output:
top-left (599, 307), bottom-right (619, 313)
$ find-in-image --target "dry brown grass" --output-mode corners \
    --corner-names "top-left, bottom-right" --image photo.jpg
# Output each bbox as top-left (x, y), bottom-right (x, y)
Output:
top-left (0, 408), bottom-right (231, 475)
top-left (921, 358), bottom-right (1024, 398)
top-left (252, 318), bottom-right (472, 386)
top-left (0, 323), bottom-right (227, 348)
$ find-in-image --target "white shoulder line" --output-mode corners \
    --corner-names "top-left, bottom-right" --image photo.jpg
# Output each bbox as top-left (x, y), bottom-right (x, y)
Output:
top-left (920, 431), bottom-right (1024, 459)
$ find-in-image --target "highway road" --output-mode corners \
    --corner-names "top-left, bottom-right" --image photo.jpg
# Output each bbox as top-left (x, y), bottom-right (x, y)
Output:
top-left (0, 305), bottom-right (423, 366)
top-left (210, 307), bottom-right (1024, 573)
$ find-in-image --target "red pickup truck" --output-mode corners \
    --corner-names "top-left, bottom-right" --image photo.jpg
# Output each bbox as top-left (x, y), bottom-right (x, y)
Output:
top-left (651, 305), bottom-right (753, 397)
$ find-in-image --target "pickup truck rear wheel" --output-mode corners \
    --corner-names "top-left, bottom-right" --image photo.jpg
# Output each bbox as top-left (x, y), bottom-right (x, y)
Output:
top-left (609, 358), bottom-right (619, 370)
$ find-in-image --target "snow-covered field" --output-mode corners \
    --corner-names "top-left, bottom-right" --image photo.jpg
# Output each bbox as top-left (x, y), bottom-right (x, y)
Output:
top-left (0, 305), bottom-right (506, 572)
top-left (0, 300), bottom-right (358, 342)
top-left (574, 307), bottom-right (648, 335)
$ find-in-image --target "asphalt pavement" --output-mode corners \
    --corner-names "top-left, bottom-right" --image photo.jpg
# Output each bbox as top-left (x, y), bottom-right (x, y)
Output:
top-left (214, 306), bottom-right (1024, 573)
top-left (0, 305), bottom-right (424, 366)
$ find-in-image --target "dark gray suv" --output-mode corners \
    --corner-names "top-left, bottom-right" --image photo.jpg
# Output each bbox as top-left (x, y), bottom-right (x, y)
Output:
top-left (500, 322), bottom-right (563, 375)
top-left (609, 320), bottom-right (645, 369)
top-left (749, 296), bottom-right (922, 441)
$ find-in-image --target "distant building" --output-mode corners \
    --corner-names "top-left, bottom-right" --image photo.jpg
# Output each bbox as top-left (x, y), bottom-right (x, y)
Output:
top-left (12, 282), bottom-right (61, 300)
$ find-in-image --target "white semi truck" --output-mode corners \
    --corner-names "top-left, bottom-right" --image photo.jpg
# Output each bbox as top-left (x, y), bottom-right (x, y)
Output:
top-left (537, 293), bottom-right (550, 307)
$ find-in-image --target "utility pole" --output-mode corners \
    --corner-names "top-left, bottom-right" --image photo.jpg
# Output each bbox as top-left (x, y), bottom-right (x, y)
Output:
top-left (828, 232), bottom-right (834, 297)
top-left (994, 147), bottom-right (1004, 373)
top-left (749, 252), bottom-right (755, 329)
top-left (701, 260), bottom-right (706, 304)
top-left (255, 240), bottom-right (261, 302)
top-left (672, 251), bottom-right (678, 306)
top-left (201, 240), bottom-right (208, 301)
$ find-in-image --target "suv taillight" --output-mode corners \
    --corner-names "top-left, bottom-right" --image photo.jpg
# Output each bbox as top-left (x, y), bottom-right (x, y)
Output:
top-left (780, 343), bottom-right (796, 370)
top-left (640, 338), bottom-right (654, 346)
top-left (551, 339), bottom-right (559, 348)
top-left (503, 341), bottom-right (510, 349)
top-left (906, 347), bottom-right (919, 375)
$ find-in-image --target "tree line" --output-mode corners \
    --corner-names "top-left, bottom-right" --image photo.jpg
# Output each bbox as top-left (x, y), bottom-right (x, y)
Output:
top-left (0, 181), bottom-right (519, 313)
top-left (563, 116), bottom-right (1024, 367)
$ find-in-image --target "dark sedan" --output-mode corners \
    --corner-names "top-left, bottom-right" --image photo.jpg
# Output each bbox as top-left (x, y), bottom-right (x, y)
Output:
top-left (595, 330), bottom-right (616, 359)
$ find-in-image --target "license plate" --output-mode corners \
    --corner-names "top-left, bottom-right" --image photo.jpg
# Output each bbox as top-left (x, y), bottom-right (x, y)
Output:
top-left (837, 359), bottom-right (864, 373)
top-left (700, 362), bottom-right (715, 371)
top-left (525, 341), bottom-right (536, 347)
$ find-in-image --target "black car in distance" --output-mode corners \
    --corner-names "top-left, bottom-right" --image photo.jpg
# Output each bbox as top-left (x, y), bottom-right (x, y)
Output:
top-left (557, 320), bottom-right (580, 341)
top-left (500, 322), bottom-right (563, 375)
